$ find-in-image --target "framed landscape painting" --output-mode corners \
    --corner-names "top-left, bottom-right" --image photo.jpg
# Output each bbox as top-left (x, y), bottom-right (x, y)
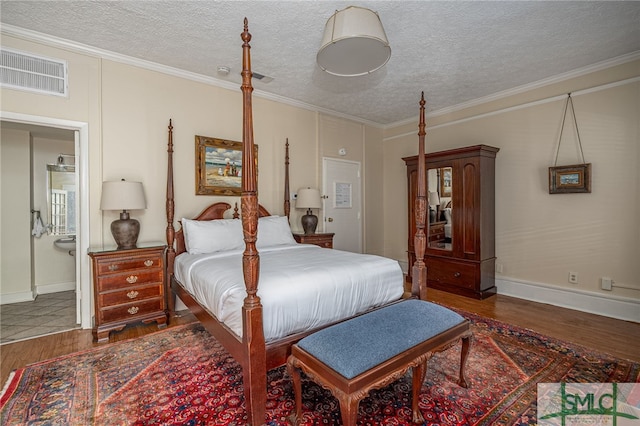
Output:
top-left (549, 163), bottom-right (591, 194)
top-left (195, 136), bottom-right (258, 196)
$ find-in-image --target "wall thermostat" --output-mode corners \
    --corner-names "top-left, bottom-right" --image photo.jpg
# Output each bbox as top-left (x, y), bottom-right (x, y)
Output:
top-left (338, 148), bottom-right (347, 156)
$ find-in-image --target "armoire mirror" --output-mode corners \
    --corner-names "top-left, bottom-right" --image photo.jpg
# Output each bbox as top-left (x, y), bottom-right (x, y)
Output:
top-left (47, 158), bottom-right (76, 236)
top-left (427, 167), bottom-right (452, 251)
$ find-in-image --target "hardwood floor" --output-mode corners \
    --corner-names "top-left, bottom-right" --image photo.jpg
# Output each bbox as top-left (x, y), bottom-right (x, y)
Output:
top-left (1, 289), bottom-right (638, 387)
top-left (425, 288), bottom-right (639, 363)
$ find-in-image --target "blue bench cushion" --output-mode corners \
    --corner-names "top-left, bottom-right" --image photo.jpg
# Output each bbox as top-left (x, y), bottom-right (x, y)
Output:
top-left (296, 299), bottom-right (465, 380)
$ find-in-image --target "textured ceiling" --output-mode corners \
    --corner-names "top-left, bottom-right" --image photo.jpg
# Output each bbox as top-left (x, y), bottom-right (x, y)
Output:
top-left (1, 1), bottom-right (639, 126)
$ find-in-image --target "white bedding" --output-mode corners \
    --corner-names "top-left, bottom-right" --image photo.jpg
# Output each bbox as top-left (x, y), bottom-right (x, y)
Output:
top-left (174, 244), bottom-right (404, 342)
top-left (443, 208), bottom-right (452, 239)
top-left (445, 223), bottom-right (452, 239)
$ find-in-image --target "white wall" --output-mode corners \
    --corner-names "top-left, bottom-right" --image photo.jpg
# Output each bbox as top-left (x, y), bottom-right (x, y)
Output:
top-left (7, 27), bottom-right (635, 322)
top-left (364, 125), bottom-right (385, 256)
top-left (384, 61), bottom-right (640, 320)
top-left (0, 32), bottom-right (387, 313)
top-left (0, 128), bottom-right (32, 301)
top-left (32, 137), bottom-right (76, 293)
top-left (0, 130), bottom-right (77, 301)
top-left (95, 58), bottom-right (385, 247)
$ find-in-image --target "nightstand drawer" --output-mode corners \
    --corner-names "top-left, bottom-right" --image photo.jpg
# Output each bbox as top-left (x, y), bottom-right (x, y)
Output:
top-left (98, 298), bottom-right (164, 324)
top-left (99, 283), bottom-right (164, 308)
top-left (428, 222), bottom-right (446, 242)
top-left (97, 270), bottom-right (163, 292)
top-left (426, 258), bottom-right (477, 290)
top-left (95, 256), bottom-right (163, 275)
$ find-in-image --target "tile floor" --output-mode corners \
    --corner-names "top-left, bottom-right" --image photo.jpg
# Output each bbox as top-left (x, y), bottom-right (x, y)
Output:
top-left (0, 291), bottom-right (78, 344)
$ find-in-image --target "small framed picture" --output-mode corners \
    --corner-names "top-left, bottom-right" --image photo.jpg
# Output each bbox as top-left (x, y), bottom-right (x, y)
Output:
top-left (439, 167), bottom-right (452, 197)
top-left (195, 136), bottom-right (258, 196)
top-left (548, 163), bottom-right (591, 194)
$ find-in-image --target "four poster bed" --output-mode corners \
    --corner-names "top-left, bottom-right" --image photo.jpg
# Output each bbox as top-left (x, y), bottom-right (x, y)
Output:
top-left (165, 19), bottom-right (430, 425)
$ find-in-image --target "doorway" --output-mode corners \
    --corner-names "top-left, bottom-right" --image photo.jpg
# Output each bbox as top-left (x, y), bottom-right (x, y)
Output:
top-left (322, 158), bottom-right (362, 253)
top-left (0, 112), bottom-right (91, 337)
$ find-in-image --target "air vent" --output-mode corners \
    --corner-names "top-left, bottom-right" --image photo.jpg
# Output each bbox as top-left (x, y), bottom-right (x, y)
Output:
top-left (0, 47), bottom-right (68, 96)
top-left (252, 71), bottom-right (273, 84)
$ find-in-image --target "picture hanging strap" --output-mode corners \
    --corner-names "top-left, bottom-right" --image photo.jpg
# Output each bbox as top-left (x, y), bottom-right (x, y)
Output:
top-left (554, 93), bottom-right (586, 167)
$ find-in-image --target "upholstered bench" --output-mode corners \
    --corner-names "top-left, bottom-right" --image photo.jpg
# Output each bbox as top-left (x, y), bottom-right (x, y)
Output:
top-left (287, 299), bottom-right (471, 425)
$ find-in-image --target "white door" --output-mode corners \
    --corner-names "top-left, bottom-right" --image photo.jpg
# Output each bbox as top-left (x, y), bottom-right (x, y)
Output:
top-left (322, 158), bottom-right (362, 253)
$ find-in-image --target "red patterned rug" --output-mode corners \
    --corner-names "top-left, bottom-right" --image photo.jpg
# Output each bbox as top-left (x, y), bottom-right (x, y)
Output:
top-left (1, 311), bottom-right (638, 425)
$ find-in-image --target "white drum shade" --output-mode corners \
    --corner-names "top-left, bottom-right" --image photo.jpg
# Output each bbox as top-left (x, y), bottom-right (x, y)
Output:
top-left (296, 188), bottom-right (322, 209)
top-left (100, 180), bottom-right (147, 211)
top-left (317, 6), bottom-right (391, 77)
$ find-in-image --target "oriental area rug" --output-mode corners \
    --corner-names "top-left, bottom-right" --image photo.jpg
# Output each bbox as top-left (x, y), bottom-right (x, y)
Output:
top-left (1, 311), bottom-right (638, 425)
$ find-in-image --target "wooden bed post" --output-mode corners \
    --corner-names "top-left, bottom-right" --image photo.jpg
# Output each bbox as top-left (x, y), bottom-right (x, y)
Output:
top-left (165, 119), bottom-right (176, 313)
top-left (412, 93), bottom-right (428, 300)
top-left (240, 18), bottom-right (267, 425)
top-left (284, 139), bottom-right (290, 220)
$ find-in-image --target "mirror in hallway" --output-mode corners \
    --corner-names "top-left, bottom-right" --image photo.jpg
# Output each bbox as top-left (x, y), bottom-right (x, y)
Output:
top-left (47, 155), bottom-right (75, 236)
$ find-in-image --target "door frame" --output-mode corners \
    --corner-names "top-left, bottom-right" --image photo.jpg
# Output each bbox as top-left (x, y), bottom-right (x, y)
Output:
top-left (322, 157), bottom-right (363, 253)
top-left (1, 111), bottom-right (91, 329)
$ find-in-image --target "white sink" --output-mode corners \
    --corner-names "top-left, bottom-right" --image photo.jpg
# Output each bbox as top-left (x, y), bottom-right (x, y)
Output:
top-left (54, 236), bottom-right (76, 251)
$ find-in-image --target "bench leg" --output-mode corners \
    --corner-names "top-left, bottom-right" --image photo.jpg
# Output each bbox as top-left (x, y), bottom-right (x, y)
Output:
top-left (287, 358), bottom-right (303, 425)
top-left (458, 333), bottom-right (472, 388)
top-left (411, 361), bottom-right (427, 423)
top-left (336, 393), bottom-right (359, 426)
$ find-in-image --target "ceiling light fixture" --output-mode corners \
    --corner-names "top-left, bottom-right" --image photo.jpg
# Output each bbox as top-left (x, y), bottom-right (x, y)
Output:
top-left (317, 5), bottom-right (391, 77)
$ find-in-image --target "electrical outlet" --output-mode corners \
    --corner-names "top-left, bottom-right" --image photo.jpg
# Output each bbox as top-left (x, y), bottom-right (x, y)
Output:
top-left (601, 277), bottom-right (613, 291)
top-left (568, 272), bottom-right (578, 284)
top-left (495, 263), bottom-right (503, 273)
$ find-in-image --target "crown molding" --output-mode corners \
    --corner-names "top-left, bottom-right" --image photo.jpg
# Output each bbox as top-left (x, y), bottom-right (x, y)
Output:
top-left (3, 24), bottom-right (638, 131)
top-left (384, 75), bottom-right (640, 142)
top-left (386, 50), bottom-right (640, 130)
top-left (1, 24), bottom-right (382, 128)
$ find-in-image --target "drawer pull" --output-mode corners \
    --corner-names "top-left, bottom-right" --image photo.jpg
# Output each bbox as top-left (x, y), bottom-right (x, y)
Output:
top-left (127, 290), bottom-right (139, 299)
top-left (454, 272), bottom-right (461, 278)
top-left (128, 306), bottom-right (139, 315)
top-left (108, 265), bottom-right (118, 271)
top-left (144, 260), bottom-right (154, 267)
top-left (126, 275), bottom-right (138, 284)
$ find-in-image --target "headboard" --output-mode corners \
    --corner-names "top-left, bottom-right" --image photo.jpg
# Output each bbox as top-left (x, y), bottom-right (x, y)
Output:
top-left (173, 202), bottom-right (272, 256)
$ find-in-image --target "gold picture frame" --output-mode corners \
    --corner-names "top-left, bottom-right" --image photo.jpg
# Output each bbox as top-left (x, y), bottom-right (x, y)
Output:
top-left (549, 163), bottom-right (591, 194)
top-left (439, 167), bottom-right (452, 197)
top-left (195, 136), bottom-right (258, 196)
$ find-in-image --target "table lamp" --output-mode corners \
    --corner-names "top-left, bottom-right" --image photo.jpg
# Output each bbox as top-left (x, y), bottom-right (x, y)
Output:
top-left (429, 191), bottom-right (441, 222)
top-left (100, 179), bottom-right (147, 249)
top-left (296, 187), bottom-right (322, 234)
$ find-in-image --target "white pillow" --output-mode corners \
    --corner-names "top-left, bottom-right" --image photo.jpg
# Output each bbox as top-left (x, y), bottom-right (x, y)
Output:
top-left (181, 218), bottom-right (244, 254)
top-left (256, 215), bottom-right (296, 248)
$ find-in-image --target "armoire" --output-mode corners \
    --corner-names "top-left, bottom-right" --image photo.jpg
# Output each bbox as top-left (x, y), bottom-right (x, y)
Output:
top-left (403, 145), bottom-right (499, 299)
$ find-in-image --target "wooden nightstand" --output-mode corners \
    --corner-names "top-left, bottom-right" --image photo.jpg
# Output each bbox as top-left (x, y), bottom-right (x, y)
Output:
top-left (293, 233), bottom-right (334, 249)
top-left (428, 221), bottom-right (446, 243)
top-left (88, 242), bottom-right (167, 342)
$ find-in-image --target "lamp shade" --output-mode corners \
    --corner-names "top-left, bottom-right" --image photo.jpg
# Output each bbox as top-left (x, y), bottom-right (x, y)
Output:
top-left (100, 180), bottom-right (146, 250)
top-left (317, 6), bottom-right (391, 77)
top-left (428, 191), bottom-right (441, 206)
top-left (296, 188), bottom-right (322, 209)
top-left (100, 180), bottom-right (147, 211)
